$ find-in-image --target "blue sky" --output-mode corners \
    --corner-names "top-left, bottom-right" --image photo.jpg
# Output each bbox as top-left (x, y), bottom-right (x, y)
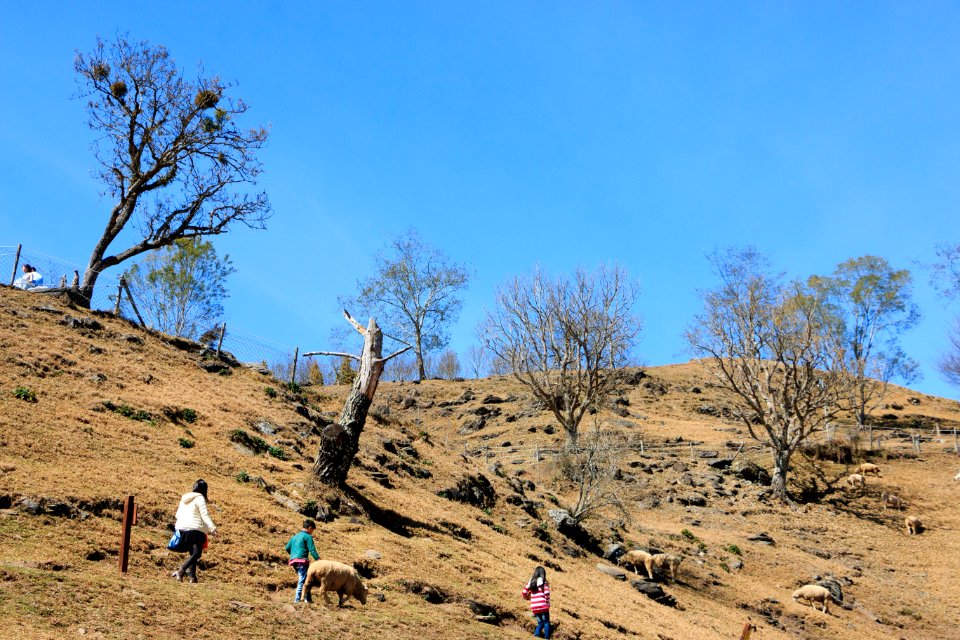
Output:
top-left (2, 1), bottom-right (959, 398)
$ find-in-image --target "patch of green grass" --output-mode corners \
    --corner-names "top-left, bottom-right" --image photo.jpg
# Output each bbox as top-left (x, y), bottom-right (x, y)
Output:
top-left (228, 429), bottom-right (269, 454)
top-left (264, 386), bottom-right (278, 399)
top-left (719, 562), bottom-right (730, 573)
top-left (285, 381), bottom-right (302, 394)
top-left (725, 544), bottom-right (742, 556)
top-left (492, 524), bottom-right (506, 534)
top-left (681, 528), bottom-right (708, 553)
top-left (103, 401), bottom-right (152, 422)
top-left (178, 438), bottom-right (195, 449)
top-left (235, 470), bottom-right (251, 483)
top-left (13, 387), bottom-right (37, 403)
top-left (268, 446), bottom-right (289, 460)
top-left (164, 407), bottom-right (198, 424)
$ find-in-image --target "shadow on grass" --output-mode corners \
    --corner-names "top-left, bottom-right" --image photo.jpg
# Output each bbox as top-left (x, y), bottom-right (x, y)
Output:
top-left (342, 485), bottom-right (443, 539)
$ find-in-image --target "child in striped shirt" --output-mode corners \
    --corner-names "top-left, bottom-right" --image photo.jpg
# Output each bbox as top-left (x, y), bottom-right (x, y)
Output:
top-left (521, 565), bottom-right (551, 638)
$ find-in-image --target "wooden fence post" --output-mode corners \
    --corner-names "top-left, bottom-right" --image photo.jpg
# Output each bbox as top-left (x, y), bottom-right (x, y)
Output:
top-left (216, 323), bottom-right (226, 357)
top-left (9, 243), bottom-right (21, 286)
top-left (120, 277), bottom-right (146, 327)
top-left (113, 280), bottom-right (123, 315)
top-left (954, 426), bottom-right (958, 454)
top-left (119, 495), bottom-right (136, 574)
top-left (289, 347), bottom-right (299, 385)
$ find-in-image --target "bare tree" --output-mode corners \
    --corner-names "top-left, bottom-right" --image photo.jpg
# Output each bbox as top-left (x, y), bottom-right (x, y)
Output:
top-left (939, 321), bottom-right (960, 387)
top-left (74, 36), bottom-right (270, 305)
top-left (480, 264), bottom-right (641, 446)
top-left (384, 350), bottom-right (417, 382)
top-left (808, 256), bottom-right (920, 430)
top-left (343, 230), bottom-right (469, 381)
top-left (557, 425), bottom-right (638, 524)
top-left (465, 344), bottom-right (488, 379)
top-left (686, 247), bottom-right (847, 502)
top-left (931, 243), bottom-right (960, 389)
top-left (305, 311), bottom-right (410, 485)
top-left (436, 349), bottom-right (461, 379)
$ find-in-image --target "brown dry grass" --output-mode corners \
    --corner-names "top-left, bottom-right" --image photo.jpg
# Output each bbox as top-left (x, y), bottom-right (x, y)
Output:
top-left (2, 286), bottom-right (960, 639)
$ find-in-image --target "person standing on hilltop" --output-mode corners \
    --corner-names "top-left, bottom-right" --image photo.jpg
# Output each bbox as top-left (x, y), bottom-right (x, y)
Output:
top-left (521, 565), bottom-right (552, 638)
top-left (285, 519), bottom-right (320, 603)
top-left (171, 479), bottom-right (217, 583)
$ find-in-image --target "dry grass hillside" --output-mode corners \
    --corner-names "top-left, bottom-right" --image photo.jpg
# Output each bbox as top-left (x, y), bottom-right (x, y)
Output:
top-left (2, 286), bottom-right (960, 639)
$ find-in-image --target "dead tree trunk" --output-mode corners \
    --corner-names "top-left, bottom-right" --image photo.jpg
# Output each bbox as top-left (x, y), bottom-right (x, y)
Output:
top-left (306, 311), bottom-right (410, 485)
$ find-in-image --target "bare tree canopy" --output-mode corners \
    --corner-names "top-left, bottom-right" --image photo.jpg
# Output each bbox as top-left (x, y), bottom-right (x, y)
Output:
top-left (930, 243), bottom-right (960, 387)
top-left (344, 229), bottom-right (469, 381)
top-left (74, 35), bottom-right (270, 304)
top-left (480, 263), bottom-right (641, 446)
top-left (686, 247), bottom-right (847, 502)
top-left (808, 255), bottom-right (920, 429)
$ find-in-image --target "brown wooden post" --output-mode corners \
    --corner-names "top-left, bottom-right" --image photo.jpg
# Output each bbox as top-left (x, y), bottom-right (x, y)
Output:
top-left (119, 495), bottom-right (136, 573)
top-left (216, 323), bottom-right (226, 357)
top-left (120, 277), bottom-right (146, 327)
top-left (954, 426), bottom-right (958, 454)
top-left (739, 621), bottom-right (756, 640)
top-left (289, 347), bottom-right (299, 385)
top-left (9, 243), bottom-right (22, 285)
top-left (113, 280), bottom-right (123, 315)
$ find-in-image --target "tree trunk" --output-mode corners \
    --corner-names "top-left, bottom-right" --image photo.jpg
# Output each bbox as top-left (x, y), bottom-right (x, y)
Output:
top-left (770, 448), bottom-right (792, 502)
top-left (79, 264), bottom-right (101, 309)
top-left (313, 316), bottom-right (389, 485)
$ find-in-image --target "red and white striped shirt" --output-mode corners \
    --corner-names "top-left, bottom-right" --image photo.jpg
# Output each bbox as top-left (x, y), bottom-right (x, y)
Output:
top-left (521, 583), bottom-right (551, 613)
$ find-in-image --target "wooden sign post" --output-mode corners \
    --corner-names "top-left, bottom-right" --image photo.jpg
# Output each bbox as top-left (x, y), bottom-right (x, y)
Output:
top-left (119, 495), bottom-right (136, 573)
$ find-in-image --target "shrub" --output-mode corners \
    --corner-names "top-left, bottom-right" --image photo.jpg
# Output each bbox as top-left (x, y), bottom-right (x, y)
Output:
top-left (268, 446), bottom-right (289, 460)
top-left (235, 470), bottom-right (250, 483)
top-left (228, 429), bottom-right (269, 454)
top-left (103, 401), bottom-right (152, 422)
top-left (725, 544), bottom-right (742, 556)
top-left (286, 381), bottom-right (302, 394)
top-left (178, 438), bottom-right (195, 449)
top-left (264, 386), bottom-right (277, 399)
top-left (681, 528), bottom-right (708, 553)
top-left (180, 408), bottom-right (198, 423)
top-left (164, 407), bottom-right (198, 424)
top-left (13, 387), bottom-right (37, 403)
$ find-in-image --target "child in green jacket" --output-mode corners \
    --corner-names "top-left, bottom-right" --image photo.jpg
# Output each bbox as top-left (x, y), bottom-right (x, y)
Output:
top-left (285, 519), bottom-right (320, 602)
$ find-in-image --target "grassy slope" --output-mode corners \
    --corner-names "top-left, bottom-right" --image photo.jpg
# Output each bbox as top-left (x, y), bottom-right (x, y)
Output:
top-left (1, 286), bottom-right (959, 639)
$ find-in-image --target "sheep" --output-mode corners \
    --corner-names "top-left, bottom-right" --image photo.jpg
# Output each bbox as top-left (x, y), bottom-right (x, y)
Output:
top-left (857, 463), bottom-right (881, 476)
top-left (881, 491), bottom-right (905, 511)
top-left (617, 549), bottom-right (653, 576)
top-left (954, 470), bottom-right (960, 482)
top-left (792, 584), bottom-right (837, 614)
top-left (302, 560), bottom-right (368, 607)
top-left (905, 515), bottom-right (922, 535)
top-left (645, 553), bottom-right (683, 582)
top-left (845, 473), bottom-right (865, 489)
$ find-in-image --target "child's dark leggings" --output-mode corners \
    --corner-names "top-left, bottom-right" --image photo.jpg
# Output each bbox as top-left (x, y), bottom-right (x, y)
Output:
top-left (178, 530), bottom-right (206, 578)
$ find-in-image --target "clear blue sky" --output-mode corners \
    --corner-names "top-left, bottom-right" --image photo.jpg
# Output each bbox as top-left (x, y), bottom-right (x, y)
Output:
top-left (2, 1), bottom-right (959, 398)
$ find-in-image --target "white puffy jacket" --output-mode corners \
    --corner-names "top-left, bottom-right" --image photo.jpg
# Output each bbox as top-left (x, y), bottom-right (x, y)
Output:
top-left (174, 492), bottom-right (216, 534)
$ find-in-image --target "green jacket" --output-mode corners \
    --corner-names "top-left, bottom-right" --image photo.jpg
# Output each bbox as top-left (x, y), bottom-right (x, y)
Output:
top-left (285, 530), bottom-right (319, 561)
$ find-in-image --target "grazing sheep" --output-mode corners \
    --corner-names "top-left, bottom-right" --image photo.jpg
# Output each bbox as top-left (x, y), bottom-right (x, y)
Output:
top-left (617, 549), bottom-right (653, 576)
top-left (857, 463), bottom-right (881, 477)
top-left (846, 473), bottom-right (865, 489)
top-left (954, 470), bottom-right (960, 482)
top-left (645, 553), bottom-right (683, 582)
top-left (881, 491), bottom-right (905, 510)
top-left (905, 515), bottom-right (922, 535)
top-left (792, 584), bottom-right (837, 613)
top-left (303, 560), bottom-right (368, 607)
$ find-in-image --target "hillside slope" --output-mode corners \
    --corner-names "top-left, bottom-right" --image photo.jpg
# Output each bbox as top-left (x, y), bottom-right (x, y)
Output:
top-left (2, 286), bottom-right (959, 639)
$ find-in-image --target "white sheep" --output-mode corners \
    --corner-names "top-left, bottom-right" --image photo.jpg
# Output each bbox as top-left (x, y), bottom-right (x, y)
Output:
top-left (954, 470), bottom-right (960, 482)
top-left (645, 553), bottom-right (683, 582)
top-left (905, 515), bottom-right (922, 535)
top-left (881, 491), bottom-right (905, 510)
top-left (617, 549), bottom-right (653, 576)
top-left (857, 463), bottom-right (881, 477)
top-left (845, 473), bottom-right (865, 489)
top-left (792, 584), bottom-right (837, 613)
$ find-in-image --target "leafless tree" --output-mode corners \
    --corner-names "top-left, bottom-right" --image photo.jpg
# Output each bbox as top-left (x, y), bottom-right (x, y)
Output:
top-left (73, 36), bottom-right (270, 305)
top-left (384, 350), bottom-right (417, 382)
top-left (305, 311), bottom-right (410, 485)
top-left (465, 344), bottom-right (489, 379)
top-left (931, 243), bottom-right (960, 389)
top-left (480, 263), bottom-right (641, 446)
top-left (344, 230), bottom-right (469, 381)
top-left (557, 425), bottom-right (638, 523)
top-left (686, 247), bottom-right (848, 502)
top-left (436, 349), bottom-right (461, 379)
top-left (939, 321), bottom-right (960, 387)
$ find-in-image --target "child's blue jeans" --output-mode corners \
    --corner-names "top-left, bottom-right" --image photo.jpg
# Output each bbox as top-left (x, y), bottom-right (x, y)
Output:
top-left (293, 563), bottom-right (310, 602)
top-left (534, 611), bottom-right (550, 638)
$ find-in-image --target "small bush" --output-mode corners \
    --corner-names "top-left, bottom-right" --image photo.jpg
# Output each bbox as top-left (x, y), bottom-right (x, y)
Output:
top-left (178, 438), bottom-right (195, 449)
top-left (180, 408), bottom-right (198, 423)
top-left (725, 544), bottom-right (742, 556)
top-left (268, 446), bottom-right (289, 460)
top-left (681, 528), bottom-right (708, 553)
top-left (13, 387), bottom-right (37, 403)
top-left (228, 429), bottom-right (269, 454)
top-left (103, 401), bottom-right (152, 422)
top-left (235, 470), bottom-right (250, 483)
top-left (164, 407), bottom-right (199, 424)
top-left (286, 381), bottom-right (302, 394)
top-left (264, 387), bottom-right (278, 399)
top-left (719, 562), bottom-right (730, 573)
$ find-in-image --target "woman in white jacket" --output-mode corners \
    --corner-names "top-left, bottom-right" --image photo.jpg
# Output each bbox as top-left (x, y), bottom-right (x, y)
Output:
top-left (172, 479), bottom-right (217, 583)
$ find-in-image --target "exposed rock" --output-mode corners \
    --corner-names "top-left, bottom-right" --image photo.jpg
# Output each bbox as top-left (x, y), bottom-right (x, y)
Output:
top-left (708, 458), bottom-right (733, 470)
top-left (364, 550), bottom-right (382, 560)
top-left (121, 334), bottom-right (144, 345)
top-left (61, 316), bottom-right (102, 331)
top-left (630, 579), bottom-right (677, 607)
top-left (255, 420), bottom-right (277, 435)
top-left (199, 361), bottom-right (230, 374)
top-left (481, 394), bottom-right (505, 404)
top-left (748, 532), bottom-right (775, 545)
top-left (596, 563), bottom-right (627, 580)
top-left (697, 450), bottom-right (719, 459)
top-left (458, 417), bottom-right (486, 435)
top-left (603, 543), bottom-right (627, 562)
top-left (400, 397), bottom-right (416, 409)
top-left (736, 462), bottom-right (772, 486)
top-left (677, 492), bottom-right (708, 507)
top-left (815, 577), bottom-right (844, 604)
top-left (437, 474), bottom-right (496, 508)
